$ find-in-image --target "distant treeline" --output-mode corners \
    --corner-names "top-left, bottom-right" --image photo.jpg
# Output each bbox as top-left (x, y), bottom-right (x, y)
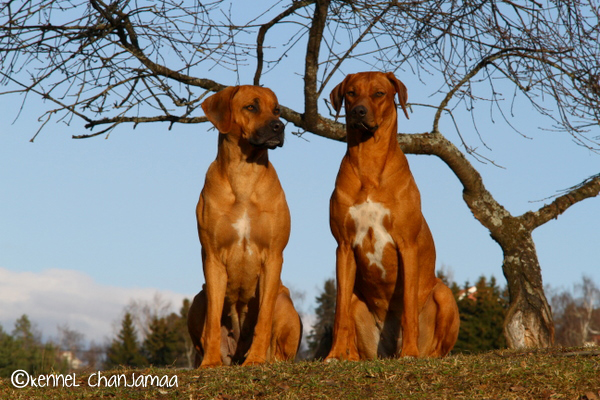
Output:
top-left (1, 274), bottom-right (598, 377)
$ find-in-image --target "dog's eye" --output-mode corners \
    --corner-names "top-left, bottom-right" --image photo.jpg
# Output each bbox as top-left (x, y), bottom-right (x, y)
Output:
top-left (375, 91), bottom-right (385, 97)
top-left (346, 91), bottom-right (355, 97)
top-left (245, 105), bottom-right (256, 112)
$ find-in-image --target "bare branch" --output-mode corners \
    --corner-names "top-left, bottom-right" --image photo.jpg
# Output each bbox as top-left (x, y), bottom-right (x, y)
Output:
top-left (280, 105), bottom-right (345, 142)
top-left (522, 174), bottom-right (600, 230)
top-left (82, 115), bottom-right (208, 131)
top-left (433, 48), bottom-right (569, 134)
top-left (253, 0), bottom-right (315, 86)
top-left (303, 0), bottom-right (330, 129)
top-left (316, 3), bottom-right (392, 96)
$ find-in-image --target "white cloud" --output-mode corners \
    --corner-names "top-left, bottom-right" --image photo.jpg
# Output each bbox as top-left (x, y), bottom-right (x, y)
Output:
top-left (0, 267), bottom-right (188, 345)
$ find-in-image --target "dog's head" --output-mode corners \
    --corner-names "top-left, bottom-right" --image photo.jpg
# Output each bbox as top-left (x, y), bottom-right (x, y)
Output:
top-left (202, 85), bottom-right (284, 149)
top-left (330, 72), bottom-right (409, 142)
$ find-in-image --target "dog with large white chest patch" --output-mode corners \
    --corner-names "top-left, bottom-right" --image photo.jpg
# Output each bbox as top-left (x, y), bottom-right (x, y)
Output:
top-left (326, 72), bottom-right (459, 360)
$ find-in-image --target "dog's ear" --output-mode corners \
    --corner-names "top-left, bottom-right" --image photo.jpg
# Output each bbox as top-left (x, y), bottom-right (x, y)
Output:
top-left (202, 86), bottom-right (240, 133)
top-left (330, 75), bottom-right (350, 120)
top-left (386, 72), bottom-right (410, 120)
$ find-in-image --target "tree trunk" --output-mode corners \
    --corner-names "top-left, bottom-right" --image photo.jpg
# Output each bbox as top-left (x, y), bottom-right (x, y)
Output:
top-left (494, 226), bottom-right (554, 348)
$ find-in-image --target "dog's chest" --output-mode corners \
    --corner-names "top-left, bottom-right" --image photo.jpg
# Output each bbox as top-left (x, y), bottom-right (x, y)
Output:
top-left (227, 206), bottom-right (276, 256)
top-left (221, 208), bottom-right (262, 301)
top-left (348, 198), bottom-right (395, 278)
top-left (232, 210), bottom-right (253, 254)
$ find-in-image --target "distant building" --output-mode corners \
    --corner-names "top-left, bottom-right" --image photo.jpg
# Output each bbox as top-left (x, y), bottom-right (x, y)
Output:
top-left (457, 286), bottom-right (477, 302)
top-left (60, 350), bottom-right (83, 370)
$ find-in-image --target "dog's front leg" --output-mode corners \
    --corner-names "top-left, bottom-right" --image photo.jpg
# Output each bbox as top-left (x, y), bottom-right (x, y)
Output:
top-left (242, 255), bottom-right (283, 365)
top-left (326, 243), bottom-right (359, 361)
top-left (399, 245), bottom-right (420, 357)
top-left (200, 256), bottom-right (228, 367)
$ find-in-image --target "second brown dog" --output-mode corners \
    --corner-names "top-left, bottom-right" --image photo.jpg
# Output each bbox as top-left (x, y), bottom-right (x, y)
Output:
top-left (326, 72), bottom-right (459, 360)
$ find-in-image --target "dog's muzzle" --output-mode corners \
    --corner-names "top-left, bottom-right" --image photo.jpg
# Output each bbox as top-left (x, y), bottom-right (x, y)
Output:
top-left (250, 119), bottom-right (285, 149)
top-left (349, 105), bottom-right (378, 135)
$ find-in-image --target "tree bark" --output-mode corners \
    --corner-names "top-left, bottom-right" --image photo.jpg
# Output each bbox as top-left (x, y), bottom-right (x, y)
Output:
top-left (302, 0), bottom-right (331, 130)
top-left (495, 225), bottom-right (554, 348)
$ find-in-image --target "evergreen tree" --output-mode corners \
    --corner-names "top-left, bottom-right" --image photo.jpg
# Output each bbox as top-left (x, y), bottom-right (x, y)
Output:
top-left (11, 315), bottom-right (60, 374)
top-left (0, 324), bottom-right (16, 378)
top-left (10, 315), bottom-right (35, 372)
top-left (307, 278), bottom-right (336, 358)
top-left (105, 312), bottom-right (146, 368)
top-left (0, 316), bottom-right (66, 377)
top-left (453, 276), bottom-right (508, 353)
top-left (12, 315), bottom-right (38, 345)
top-left (142, 315), bottom-right (178, 367)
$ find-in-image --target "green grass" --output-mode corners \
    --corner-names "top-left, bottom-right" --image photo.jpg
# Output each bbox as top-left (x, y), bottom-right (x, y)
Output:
top-left (2, 347), bottom-right (599, 399)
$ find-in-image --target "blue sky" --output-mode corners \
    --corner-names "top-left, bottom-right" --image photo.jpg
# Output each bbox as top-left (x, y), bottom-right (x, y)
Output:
top-left (0, 3), bottom-right (599, 345)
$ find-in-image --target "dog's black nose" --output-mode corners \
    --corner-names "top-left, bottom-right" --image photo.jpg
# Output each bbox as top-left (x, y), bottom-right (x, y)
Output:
top-left (351, 105), bottom-right (367, 118)
top-left (270, 120), bottom-right (284, 133)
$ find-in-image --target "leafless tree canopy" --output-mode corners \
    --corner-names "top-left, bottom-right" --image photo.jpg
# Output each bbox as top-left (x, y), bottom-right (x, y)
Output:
top-left (2, 0), bottom-right (227, 138)
top-left (1, 1), bottom-right (599, 147)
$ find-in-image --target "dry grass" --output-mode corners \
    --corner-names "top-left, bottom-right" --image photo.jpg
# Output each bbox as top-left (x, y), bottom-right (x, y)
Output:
top-left (2, 347), bottom-right (599, 399)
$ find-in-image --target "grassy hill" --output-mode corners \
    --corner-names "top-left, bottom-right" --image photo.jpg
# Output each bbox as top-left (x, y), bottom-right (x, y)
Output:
top-left (2, 347), bottom-right (599, 399)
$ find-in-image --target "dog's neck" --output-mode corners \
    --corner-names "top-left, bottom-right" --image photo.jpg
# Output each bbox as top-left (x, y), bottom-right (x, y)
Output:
top-left (345, 116), bottom-right (405, 189)
top-left (216, 132), bottom-right (270, 194)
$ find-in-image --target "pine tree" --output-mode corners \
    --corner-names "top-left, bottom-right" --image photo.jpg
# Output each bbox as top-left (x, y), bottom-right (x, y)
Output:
top-left (307, 278), bottom-right (336, 358)
top-left (453, 276), bottom-right (508, 353)
top-left (142, 316), bottom-right (178, 367)
top-left (12, 315), bottom-right (50, 374)
top-left (105, 312), bottom-right (146, 368)
top-left (0, 315), bottom-right (65, 376)
top-left (12, 315), bottom-right (38, 349)
top-left (0, 324), bottom-right (16, 378)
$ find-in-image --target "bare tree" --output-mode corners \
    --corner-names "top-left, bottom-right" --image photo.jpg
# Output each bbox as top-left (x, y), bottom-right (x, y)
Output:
top-left (576, 276), bottom-right (600, 344)
top-left (551, 275), bottom-right (600, 347)
top-left (2, 0), bottom-right (599, 349)
top-left (57, 323), bottom-right (84, 354)
top-left (56, 323), bottom-right (85, 371)
top-left (125, 293), bottom-right (173, 339)
top-left (82, 340), bottom-right (106, 371)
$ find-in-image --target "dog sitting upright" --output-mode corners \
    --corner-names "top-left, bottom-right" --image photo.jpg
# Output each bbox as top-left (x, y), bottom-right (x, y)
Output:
top-left (325, 72), bottom-right (459, 360)
top-left (187, 86), bottom-right (302, 367)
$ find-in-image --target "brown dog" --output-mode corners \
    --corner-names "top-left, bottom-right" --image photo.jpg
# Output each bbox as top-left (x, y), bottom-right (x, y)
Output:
top-left (187, 85), bottom-right (302, 367)
top-left (325, 72), bottom-right (459, 360)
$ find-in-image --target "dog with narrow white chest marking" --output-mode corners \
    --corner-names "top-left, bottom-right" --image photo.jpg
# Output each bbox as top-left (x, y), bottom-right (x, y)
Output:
top-left (326, 72), bottom-right (459, 360)
top-left (187, 85), bottom-right (302, 367)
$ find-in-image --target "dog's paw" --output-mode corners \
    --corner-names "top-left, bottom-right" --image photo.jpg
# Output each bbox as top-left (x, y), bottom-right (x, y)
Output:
top-left (242, 357), bottom-right (266, 366)
top-left (399, 349), bottom-right (419, 358)
top-left (200, 359), bottom-right (223, 368)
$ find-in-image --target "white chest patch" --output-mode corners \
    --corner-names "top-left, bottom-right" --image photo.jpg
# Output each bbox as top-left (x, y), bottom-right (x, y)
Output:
top-left (232, 211), bottom-right (252, 254)
top-left (348, 199), bottom-right (393, 278)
